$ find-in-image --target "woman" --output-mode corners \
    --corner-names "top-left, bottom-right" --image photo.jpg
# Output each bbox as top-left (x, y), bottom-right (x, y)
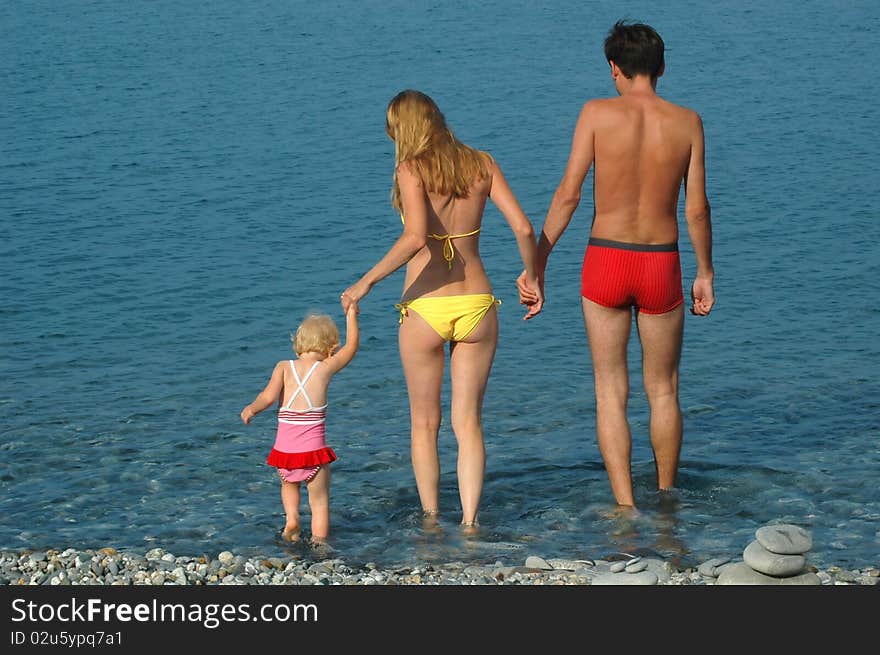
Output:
top-left (341, 90), bottom-right (542, 527)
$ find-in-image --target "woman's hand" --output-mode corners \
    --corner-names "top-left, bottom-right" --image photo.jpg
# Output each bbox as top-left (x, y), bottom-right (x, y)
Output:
top-left (340, 279), bottom-right (371, 313)
top-left (516, 270), bottom-right (544, 320)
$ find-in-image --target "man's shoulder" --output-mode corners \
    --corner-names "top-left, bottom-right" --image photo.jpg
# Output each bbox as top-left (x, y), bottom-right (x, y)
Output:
top-left (580, 97), bottom-right (618, 112)
top-left (577, 97), bottom-right (621, 122)
top-left (660, 97), bottom-right (702, 122)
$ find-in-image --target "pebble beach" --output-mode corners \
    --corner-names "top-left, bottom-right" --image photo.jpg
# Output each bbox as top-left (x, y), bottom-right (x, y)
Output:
top-left (3, 548), bottom-right (877, 587)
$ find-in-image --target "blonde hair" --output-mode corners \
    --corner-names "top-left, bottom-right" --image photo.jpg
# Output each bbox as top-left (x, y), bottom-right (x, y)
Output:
top-left (385, 90), bottom-right (492, 214)
top-left (291, 313), bottom-right (339, 356)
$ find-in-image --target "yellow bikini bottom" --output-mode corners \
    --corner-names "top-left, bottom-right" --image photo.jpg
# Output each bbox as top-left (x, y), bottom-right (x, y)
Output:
top-left (395, 293), bottom-right (501, 342)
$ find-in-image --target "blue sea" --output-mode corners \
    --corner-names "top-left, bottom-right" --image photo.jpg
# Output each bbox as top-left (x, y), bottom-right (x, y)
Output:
top-left (2, 1), bottom-right (878, 571)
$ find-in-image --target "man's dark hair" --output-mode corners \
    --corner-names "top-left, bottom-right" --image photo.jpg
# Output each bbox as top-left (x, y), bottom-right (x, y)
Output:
top-left (604, 20), bottom-right (665, 80)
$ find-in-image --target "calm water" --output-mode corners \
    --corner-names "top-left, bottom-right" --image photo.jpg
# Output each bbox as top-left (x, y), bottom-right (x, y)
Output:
top-left (2, 1), bottom-right (878, 570)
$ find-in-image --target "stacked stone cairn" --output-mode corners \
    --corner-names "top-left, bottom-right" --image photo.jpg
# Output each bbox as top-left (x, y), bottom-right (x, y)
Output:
top-left (713, 523), bottom-right (820, 585)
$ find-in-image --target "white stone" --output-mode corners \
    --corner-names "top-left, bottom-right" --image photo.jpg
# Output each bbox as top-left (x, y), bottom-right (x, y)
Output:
top-left (755, 524), bottom-right (812, 554)
top-left (715, 562), bottom-right (780, 585)
top-left (625, 560), bottom-right (648, 573)
top-left (524, 556), bottom-right (553, 570)
top-left (743, 541), bottom-right (805, 576)
top-left (592, 571), bottom-right (659, 586)
top-left (217, 551), bottom-right (234, 565)
top-left (697, 557), bottom-right (731, 577)
top-left (778, 571), bottom-right (821, 585)
top-left (642, 559), bottom-right (672, 584)
top-left (609, 561), bottom-right (628, 573)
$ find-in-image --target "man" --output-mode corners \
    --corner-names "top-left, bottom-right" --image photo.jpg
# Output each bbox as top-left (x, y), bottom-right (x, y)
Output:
top-left (519, 20), bottom-right (715, 508)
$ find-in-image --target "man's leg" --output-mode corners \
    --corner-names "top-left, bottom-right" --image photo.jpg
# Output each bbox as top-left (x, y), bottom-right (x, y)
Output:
top-left (635, 305), bottom-right (684, 490)
top-left (582, 298), bottom-right (635, 507)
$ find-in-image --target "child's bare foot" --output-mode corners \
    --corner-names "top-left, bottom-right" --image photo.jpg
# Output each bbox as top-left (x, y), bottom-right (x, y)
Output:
top-left (281, 525), bottom-right (301, 543)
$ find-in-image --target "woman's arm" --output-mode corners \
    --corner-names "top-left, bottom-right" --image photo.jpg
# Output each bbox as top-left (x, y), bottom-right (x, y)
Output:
top-left (488, 159), bottom-right (544, 319)
top-left (341, 162), bottom-right (427, 310)
top-left (240, 361), bottom-right (285, 424)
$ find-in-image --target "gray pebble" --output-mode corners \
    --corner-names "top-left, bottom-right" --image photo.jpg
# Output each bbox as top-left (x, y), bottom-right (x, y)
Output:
top-left (755, 524), bottom-right (812, 555)
top-left (743, 541), bottom-right (805, 577)
top-left (524, 556), bottom-right (553, 570)
top-left (592, 571), bottom-right (659, 586)
top-left (610, 561), bottom-right (628, 573)
top-left (625, 560), bottom-right (648, 573)
top-left (697, 557), bottom-right (731, 577)
top-left (778, 571), bottom-right (821, 585)
top-left (715, 562), bottom-right (780, 585)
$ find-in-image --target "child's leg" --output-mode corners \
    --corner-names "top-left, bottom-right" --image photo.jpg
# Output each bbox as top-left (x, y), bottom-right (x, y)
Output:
top-left (280, 478), bottom-right (301, 542)
top-left (305, 466), bottom-right (330, 543)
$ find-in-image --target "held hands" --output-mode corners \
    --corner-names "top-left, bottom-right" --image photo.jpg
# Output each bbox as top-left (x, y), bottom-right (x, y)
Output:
top-left (690, 276), bottom-right (715, 316)
top-left (516, 269), bottom-right (544, 320)
top-left (340, 279), bottom-right (370, 313)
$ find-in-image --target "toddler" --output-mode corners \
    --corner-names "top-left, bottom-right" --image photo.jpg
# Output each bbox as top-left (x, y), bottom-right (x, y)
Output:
top-left (241, 304), bottom-right (358, 543)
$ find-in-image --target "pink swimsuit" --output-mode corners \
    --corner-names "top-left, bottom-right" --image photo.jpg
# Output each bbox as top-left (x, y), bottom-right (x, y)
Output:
top-left (266, 360), bottom-right (337, 483)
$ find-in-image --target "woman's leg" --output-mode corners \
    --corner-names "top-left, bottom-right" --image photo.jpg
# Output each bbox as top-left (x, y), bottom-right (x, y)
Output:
top-left (449, 306), bottom-right (498, 526)
top-left (280, 478), bottom-right (301, 542)
top-left (399, 310), bottom-right (447, 514)
top-left (305, 465), bottom-right (331, 543)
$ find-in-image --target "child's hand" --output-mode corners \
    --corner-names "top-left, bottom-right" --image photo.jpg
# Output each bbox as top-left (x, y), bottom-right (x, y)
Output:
top-left (346, 300), bottom-right (359, 317)
top-left (240, 406), bottom-right (255, 424)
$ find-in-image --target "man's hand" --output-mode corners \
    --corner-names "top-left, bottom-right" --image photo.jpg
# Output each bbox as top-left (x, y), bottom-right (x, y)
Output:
top-left (516, 270), bottom-right (544, 320)
top-left (690, 276), bottom-right (715, 316)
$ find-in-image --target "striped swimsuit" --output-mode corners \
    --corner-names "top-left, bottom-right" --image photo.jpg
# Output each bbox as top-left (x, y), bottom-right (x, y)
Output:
top-left (266, 360), bottom-right (337, 483)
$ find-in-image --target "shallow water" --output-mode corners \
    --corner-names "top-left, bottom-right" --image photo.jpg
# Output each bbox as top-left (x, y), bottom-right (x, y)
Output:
top-left (2, 1), bottom-right (878, 570)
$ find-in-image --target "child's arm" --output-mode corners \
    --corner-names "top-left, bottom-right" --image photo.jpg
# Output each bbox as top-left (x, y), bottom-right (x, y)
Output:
top-left (240, 361), bottom-right (285, 424)
top-left (323, 303), bottom-right (359, 375)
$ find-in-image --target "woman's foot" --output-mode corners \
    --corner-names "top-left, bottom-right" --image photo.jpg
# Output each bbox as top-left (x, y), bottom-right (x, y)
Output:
top-left (281, 524), bottom-right (301, 543)
top-left (421, 508), bottom-right (440, 530)
top-left (460, 520), bottom-right (479, 537)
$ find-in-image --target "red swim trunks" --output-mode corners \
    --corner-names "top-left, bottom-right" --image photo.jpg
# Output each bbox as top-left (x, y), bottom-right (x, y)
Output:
top-left (581, 238), bottom-right (684, 314)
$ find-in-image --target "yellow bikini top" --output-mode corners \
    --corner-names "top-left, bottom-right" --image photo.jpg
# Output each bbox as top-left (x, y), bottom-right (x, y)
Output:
top-left (401, 214), bottom-right (480, 269)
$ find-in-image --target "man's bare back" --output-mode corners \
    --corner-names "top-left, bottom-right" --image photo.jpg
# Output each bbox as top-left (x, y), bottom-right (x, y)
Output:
top-left (587, 94), bottom-right (704, 245)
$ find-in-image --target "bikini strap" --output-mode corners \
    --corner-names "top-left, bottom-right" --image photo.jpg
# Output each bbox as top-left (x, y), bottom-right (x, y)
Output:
top-left (284, 360), bottom-right (321, 409)
top-left (395, 302), bottom-right (409, 324)
top-left (428, 227), bottom-right (481, 269)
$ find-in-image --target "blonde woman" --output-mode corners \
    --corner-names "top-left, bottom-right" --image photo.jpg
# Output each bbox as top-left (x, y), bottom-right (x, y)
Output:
top-left (341, 90), bottom-right (542, 528)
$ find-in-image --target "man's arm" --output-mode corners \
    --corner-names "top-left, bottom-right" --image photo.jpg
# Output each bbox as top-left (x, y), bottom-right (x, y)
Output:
top-left (683, 112), bottom-right (715, 316)
top-left (539, 101), bottom-right (596, 268)
top-left (517, 102), bottom-right (596, 310)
